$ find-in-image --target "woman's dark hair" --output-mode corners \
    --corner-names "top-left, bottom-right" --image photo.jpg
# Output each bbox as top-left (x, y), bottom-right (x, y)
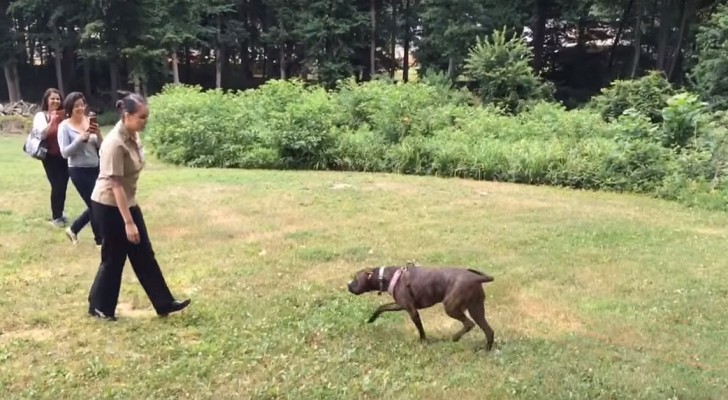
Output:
top-left (115, 90), bottom-right (147, 116)
top-left (62, 92), bottom-right (86, 117)
top-left (40, 88), bottom-right (63, 111)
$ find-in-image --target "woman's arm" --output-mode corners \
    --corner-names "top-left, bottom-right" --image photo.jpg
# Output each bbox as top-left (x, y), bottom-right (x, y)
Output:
top-left (110, 179), bottom-right (140, 244)
top-left (110, 178), bottom-right (134, 224)
top-left (31, 112), bottom-right (49, 139)
top-left (103, 142), bottom-right (140, 243)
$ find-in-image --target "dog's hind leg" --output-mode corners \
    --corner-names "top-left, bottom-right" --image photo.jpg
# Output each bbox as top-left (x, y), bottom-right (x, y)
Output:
top-left (445, 305), bottom-right (475, 342)
top-left (468, 299), bottom-right (495, 351)
top-left (367, 302), bottom-right (404, 323)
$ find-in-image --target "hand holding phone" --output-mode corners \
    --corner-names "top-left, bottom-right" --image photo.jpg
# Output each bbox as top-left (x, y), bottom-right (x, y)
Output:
top-left (88, 111), bottom-right (100, 134)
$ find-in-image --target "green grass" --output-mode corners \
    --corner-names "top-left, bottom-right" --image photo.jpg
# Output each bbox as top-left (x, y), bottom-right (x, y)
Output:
top-left (1, 130), bottom-right (728, 399)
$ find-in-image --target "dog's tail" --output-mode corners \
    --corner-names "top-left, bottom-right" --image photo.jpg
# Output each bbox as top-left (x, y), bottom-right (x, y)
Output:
top-left (468, 268), bottom-right (494, 283)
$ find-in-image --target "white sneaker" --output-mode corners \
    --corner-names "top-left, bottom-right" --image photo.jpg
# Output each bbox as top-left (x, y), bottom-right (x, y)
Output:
top-left (51, 218), bottom-right (66, 228)
top-left (65, 227), bottom-right (78, 244)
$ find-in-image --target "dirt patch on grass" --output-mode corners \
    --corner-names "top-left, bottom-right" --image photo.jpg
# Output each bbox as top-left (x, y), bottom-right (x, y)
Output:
top-left (586, 326), bottom-right (648, 349)
top-left (687, 226), bottom-right (728, 237)
top-left (116, 301), bottom-right (157, 318)
top-left (361, 179), bottom-right (426, 196)
top-left (0, 328), bottom-right (53, 343)
top-left (507, 291), bottom-right (584, 338)
top-left (157, 226), bottom-right (194, 240)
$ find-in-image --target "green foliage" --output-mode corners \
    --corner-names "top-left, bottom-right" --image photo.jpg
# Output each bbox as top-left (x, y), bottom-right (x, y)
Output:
top-left (415, 0), bottom-right (501, 78)
top-left (296, 0), bottom-right (369, 88)
top-left (460, 27), bottom-right (554, 114)
top-left (145, 77), bottom-right (728, 212)
top-left (587, 71), bottom-right (675, 123)
top-left (690, 4), bottom-right (728, 110)
top-left (661, 92), bottom-right (708, 149)
top-left (611, 109), bottom-right (660, 141)
top-left (0, 114), bottom-right (31, 132)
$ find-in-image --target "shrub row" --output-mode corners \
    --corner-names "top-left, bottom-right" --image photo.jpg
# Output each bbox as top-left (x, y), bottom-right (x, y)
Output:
top-left (144, 78), bottom-right (728, 211)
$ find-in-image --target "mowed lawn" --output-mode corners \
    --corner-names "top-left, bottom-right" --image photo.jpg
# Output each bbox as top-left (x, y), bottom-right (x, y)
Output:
top-left (1, 131), bottom-right (728, 399)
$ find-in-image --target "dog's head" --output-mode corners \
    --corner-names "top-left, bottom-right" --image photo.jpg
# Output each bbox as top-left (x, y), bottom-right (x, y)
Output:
top-left (347, 268), bottom-right (379, 295)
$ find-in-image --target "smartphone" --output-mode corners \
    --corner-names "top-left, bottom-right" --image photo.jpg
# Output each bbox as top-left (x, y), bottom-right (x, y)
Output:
top-left (88, 111), bottom-right (98, 126)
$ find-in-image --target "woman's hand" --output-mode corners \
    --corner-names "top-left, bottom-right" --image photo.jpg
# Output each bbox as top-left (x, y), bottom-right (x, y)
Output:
top-left (89, 121), bottom-right (100, 135)
top-left (125, 221), bottom-right (140, 244)
top-left (80, 130), bottom-right (91, 142)
top-left (49, 111), bottom-right (62, 123)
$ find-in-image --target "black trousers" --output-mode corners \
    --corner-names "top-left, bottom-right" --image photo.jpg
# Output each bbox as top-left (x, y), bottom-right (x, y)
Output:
top-left (88, 201), bottom-right (175, 316)
top-left (41, 154), bottom-right (69, 220)
top-left (69, 167), bottom-right (102, 244)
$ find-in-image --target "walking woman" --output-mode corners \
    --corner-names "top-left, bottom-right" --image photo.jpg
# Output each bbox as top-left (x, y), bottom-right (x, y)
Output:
top-left (57, 92), bottom-right (102, 246)
top-left (87, 91), bottom-right (190, 320)
top-left (33, 88), bottom-right (69, 227)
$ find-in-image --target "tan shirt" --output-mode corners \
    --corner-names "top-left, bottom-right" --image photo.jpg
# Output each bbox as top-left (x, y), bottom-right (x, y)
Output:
top-left (91, 121), bottom-right (145, 207)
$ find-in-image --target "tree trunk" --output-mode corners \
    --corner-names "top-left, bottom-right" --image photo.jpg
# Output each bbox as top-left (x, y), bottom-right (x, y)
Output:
top-left (216, 15), bottom-right (223, 89)
top-left (370, 0), bottom-right (377, 79)
top-left (532, 0), bottom-right (547, 73)
top-left (64, 46), bottom-right (75, 92)
top-left (83, 59), bottom-right (92, 96)
top-left (110, 61), bottom-right (120, 95)
top-left (390, 0), bottom-right (397, 79)
top-left (12, 63), bottom-right (21, 100)
top-left (171, 50), bottom-right (180, 84)
top-left (656, 0), bottom-right (673, 71)
top-left (630, 2), bottom-right (644, 77)
top-left (241, 41), bottom-right (251, 86)
top-left (216, 47), bottom-right (224, 89)
top-left (53, 42), bottom-right (65, 96)
top-left (132, 72), bottom-right (141, 93)
top-left (4, 64), bottom-right (21, 102)
top-left (184, 46), bottom-right (192, 82)
top-left (280, 43), bottom-right (288, 79)
top-left (403, 0), bottom-right (410, 82)
top-left (668, 0), bottom-right (690, 80)
top-left (607, 0), bottom-right (636, 77)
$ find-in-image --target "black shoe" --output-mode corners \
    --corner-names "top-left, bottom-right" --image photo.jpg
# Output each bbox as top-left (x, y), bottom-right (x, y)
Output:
top-left (157, 299), bottom-right (191, 317)
top-left (88, 306), bottom-right (117, 321)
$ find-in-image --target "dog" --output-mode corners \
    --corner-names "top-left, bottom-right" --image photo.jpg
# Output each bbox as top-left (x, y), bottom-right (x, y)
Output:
top-left (347, 262), bottom-right (495, 351)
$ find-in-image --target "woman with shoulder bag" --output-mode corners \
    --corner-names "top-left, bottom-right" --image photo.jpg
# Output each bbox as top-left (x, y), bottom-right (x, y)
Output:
top-left (32, 88), bottom-right (69, 227)
top-left (86, 91), bottom-right (190, 320)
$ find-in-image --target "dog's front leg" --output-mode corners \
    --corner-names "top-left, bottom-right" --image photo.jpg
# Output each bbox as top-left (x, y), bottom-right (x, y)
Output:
top-left (408, 309), bottom-right (427, 342)
top-left (367, 302), bottom-right (404, 323)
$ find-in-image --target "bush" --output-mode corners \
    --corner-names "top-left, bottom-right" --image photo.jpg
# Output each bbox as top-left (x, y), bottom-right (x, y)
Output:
top-left (144, 78), bottom-right (728, 213)
top-left (0, 114), bottom-right (31, 133)
top-left (661, 92), bottom-right (708, 149)
top-left (460, 27), bottom-right (554, 114)
top-left (587, 70), bottom-right (674, 123)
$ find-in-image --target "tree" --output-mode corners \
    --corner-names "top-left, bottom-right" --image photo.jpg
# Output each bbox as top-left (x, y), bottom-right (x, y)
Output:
top-left (1, 0), bottom-right (22, 101)
top-left (690, 3), bottom-right (728, 110)
top-left (461, 27), bottom-right (554, 113)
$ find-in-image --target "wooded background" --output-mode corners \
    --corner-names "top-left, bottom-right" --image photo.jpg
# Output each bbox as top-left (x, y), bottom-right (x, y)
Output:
top-left (0, 0), bottom-right (723, 109)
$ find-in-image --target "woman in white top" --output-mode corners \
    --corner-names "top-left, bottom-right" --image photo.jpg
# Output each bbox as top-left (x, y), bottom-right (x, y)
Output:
top-left (32, 88), bottom-right (69, 227)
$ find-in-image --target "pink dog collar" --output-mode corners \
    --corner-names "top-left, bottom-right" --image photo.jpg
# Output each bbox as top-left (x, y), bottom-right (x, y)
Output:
top-left (387, 268), bottom-right (403, 297)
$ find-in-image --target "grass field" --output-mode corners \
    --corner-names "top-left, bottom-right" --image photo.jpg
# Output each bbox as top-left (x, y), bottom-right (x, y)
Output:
top-left (1, 131), bottom-right (728, 399)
